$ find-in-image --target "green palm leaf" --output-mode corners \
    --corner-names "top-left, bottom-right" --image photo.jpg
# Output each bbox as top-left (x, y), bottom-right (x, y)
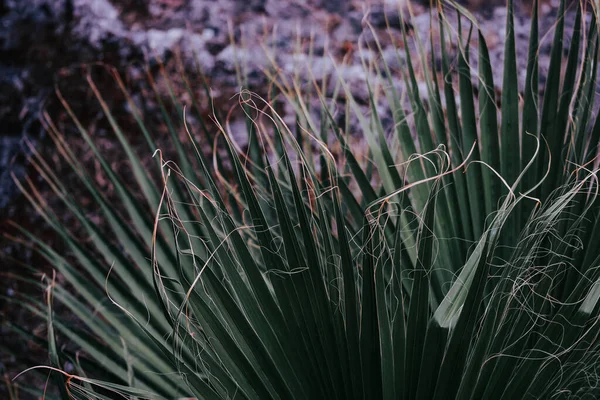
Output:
top-left (7, 1), bottom-right (600, 399)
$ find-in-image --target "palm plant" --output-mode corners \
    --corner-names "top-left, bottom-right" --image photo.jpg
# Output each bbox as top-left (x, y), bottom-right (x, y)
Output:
top-left (6, 0), bottom-right (600, 398)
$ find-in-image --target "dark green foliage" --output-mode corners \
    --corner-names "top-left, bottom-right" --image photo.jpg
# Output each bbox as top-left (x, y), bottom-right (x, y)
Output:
top-left (8, 1), bottom-right (600, 399)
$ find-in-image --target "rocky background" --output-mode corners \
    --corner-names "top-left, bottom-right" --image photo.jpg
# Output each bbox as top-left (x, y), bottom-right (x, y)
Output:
top-left (0, 0), bottom-right (572, 212)
top-left (0, 0), bottom-right (576, 396)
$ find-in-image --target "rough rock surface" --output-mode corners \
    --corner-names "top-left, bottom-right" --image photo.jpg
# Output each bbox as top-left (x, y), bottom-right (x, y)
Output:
top-left (0, 0), bottom-right (577, 212)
